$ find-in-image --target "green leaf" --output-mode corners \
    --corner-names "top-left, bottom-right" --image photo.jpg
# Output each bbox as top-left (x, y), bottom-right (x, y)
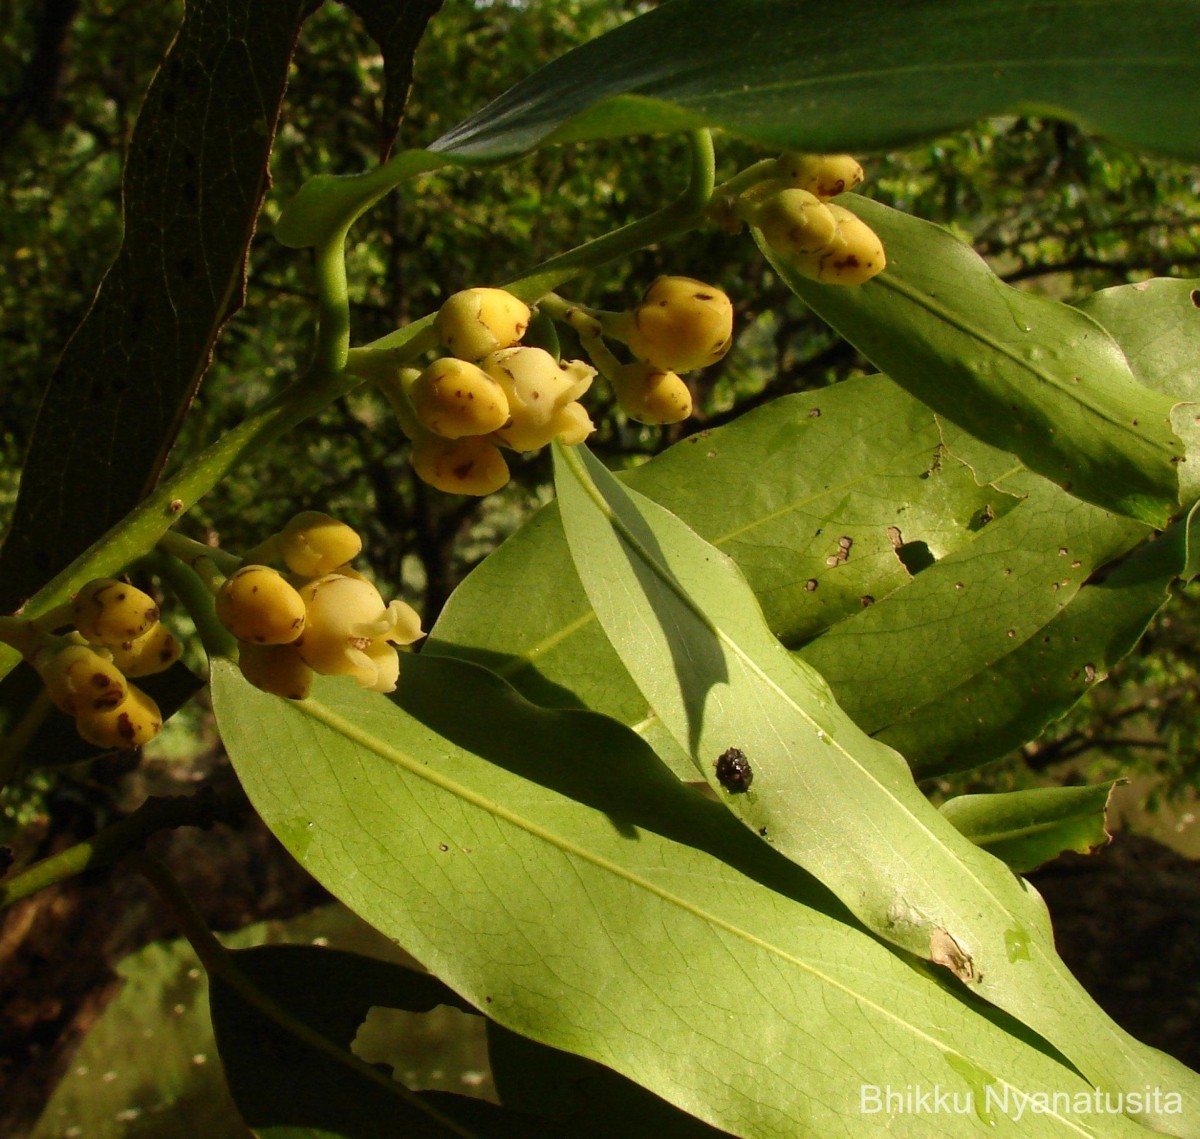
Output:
top-left (797, 472), bottom-right (1149, 747)
top-left (772, 198), bottom-right (1184, 525)
top-left (1076, 278), bottom-right (1200, 506)
top-left (211, 944), bottom-right (538, 1138)
top-left (487, 1022), bottom-right (729, 1138)
top-left (273, 151), bottom-right (448, 249)
top-left (430, 380), bottom-right (1018, 776)
top-left (940, 784), bottom-right (1119, 874)
top-left (552, 441), bottom-right (1200, 1131)
top-left (0, 0), bottom-right (313, 612)
top-left (30, 905), bottom-right (404, 1139)
top-left (1076, 279), bottom-right (1200, 400)
top-left (281, 1), bottom-right (1200, 246)
top-left (433, 0), bottom-right (1200, 162)
top-left (213, 656), bottom-right (1154, 1139)
top-left (879, 511), bottom-right (1198, 778)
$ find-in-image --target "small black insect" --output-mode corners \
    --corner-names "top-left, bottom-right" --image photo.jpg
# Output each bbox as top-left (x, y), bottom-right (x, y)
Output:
top-left (715, 747), bottom-right (753, 793)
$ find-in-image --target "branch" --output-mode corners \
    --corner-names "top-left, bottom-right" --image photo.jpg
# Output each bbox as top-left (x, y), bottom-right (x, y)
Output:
top-left (0, 791), bottom-right (234, 910)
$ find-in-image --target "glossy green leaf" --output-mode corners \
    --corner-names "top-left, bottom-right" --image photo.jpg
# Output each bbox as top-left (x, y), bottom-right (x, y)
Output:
top-left (773, 198), bottom-right (1184, 525)
top-left (429, 380), bottom-right (1018, 776)
top-left (1076, 280), bottom-right (1200, 400)
top-left (875, 281), bottom-right (1200, 775)
top-left (1077, 278), bottom-right (1200, 505)
top-left (552, 441), bottom-right (1199, 1132)
top-left (0, 0), bottom-right (312, 613)
top-left (432, 0), bottom-right (1200, 163)
top-left (213, 656), bottom-right (1155, 1139)
top-left (280, 0), bottom-right (1200, 247)
top-left (797, 472), bottom-right (1149, 742)
top-left (211, 944), bottom-right (536, 1138)
top-left (881, 510), bottom-right (1199, 778)
top-left (940, 784), bottom-right (1119, 874)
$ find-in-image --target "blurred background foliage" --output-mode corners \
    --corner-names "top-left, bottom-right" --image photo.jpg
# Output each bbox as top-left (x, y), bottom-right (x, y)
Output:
top-left (2, 0), bottom-right (1200, 831)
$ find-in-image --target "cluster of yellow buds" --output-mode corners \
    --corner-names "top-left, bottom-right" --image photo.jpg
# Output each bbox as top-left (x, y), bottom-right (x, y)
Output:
top-left (214, 511), bottom-right (423, 699)
top-left (387, 288), bottom-right (598, 496)
top-left (599, 276), bottom-right (733, 425)
top-left (734, 153), bottom-right (885, 285)
top-left (377, 270), bottom-right (736, 493)
top-left (26, 579), bottom-right (180, 749)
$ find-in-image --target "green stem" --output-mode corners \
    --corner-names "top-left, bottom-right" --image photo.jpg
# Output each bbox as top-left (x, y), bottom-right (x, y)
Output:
top-left (712, 156), bottom-right (777, 202)
top-left (156, 531), bottom-right (241, 579)
top-left (0, 616), bottom-right (48, 659)
top-left (132, 854), bottom-right (480, 1139)
top-left (372, 367), bottom-right (429, 443)
top-left (308, 226), bottom-right (353, 382)
top-left (343, 318), bottom-right (438, 386)
top-left (0, 793), bottom-right (234, 910)
top-left (145, 549), bottom-right (237, 662)
top-left (536, 292), bottom-right (608, 339)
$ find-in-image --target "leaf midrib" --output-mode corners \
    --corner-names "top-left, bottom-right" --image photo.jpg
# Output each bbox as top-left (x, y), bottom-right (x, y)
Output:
top-left (289, 690), bottom-right (1100, 1138)
top-left (877, 274), bottom-right (1169, 457)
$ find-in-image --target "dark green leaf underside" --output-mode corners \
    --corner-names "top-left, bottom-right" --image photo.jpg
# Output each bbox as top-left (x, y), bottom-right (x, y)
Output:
top-left (434, 0), bottom-right (1200, 162)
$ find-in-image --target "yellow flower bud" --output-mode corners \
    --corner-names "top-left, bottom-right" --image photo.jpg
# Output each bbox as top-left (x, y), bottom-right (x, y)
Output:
top-left (744, 187), bottom-right (838, 257)
top-left (408, 358), bottom-right (510, 439)
top-left (36, 643), bottom-right (128, 715)
top-left (279, 511), bottom-right (363, 577)
top-left (549, 401), bottom-right (595, 446)
top-left (480, 347), bottom-right (595, 452)
top-left (612, 362), bottom-right (693, 425)
top-left (775, 153), bottom-right (865, 199)
top-left (107, 623), bottom-right (182, 678)
top-left (294, 573), bottom-right (423, 693)
top-left (410, 434), bottom-right (511, 496)
top-left (787, 203), bottom-right (886, 286)
top-left (434, 288), bottom-right (531, 361)
top-left (75, 684), bottom-right (162, 750)
top-left (215, 565), bottom-right (307, 645)
top-left (71, 578), bottom-right (160, 647)
top-left (238, 642), bottom-right (314, 700)
top-left (612, 276), bottom-right (733, 373)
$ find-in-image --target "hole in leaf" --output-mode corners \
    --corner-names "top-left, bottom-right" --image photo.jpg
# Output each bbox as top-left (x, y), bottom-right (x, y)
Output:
top-left (896, 540), bottom-right (935, 575)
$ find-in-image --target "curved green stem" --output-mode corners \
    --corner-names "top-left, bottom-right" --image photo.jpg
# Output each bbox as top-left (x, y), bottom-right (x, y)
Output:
top-left (133, 853), bottom-right (480, 1139)
top-left (308, 226), bottom-right (353, 382)
top-left (145, 549), bottom-right (237, 663)
top-left (156, 531), bottom-right (241, 579)
top-left (536, 292), bottom-right (608, 339)
top-left (712, 156), bottom-right (777, 202)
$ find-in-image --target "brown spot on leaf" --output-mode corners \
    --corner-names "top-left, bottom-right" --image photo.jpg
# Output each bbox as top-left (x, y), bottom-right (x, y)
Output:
top-left (930, 928), bottom-right (976, 983)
